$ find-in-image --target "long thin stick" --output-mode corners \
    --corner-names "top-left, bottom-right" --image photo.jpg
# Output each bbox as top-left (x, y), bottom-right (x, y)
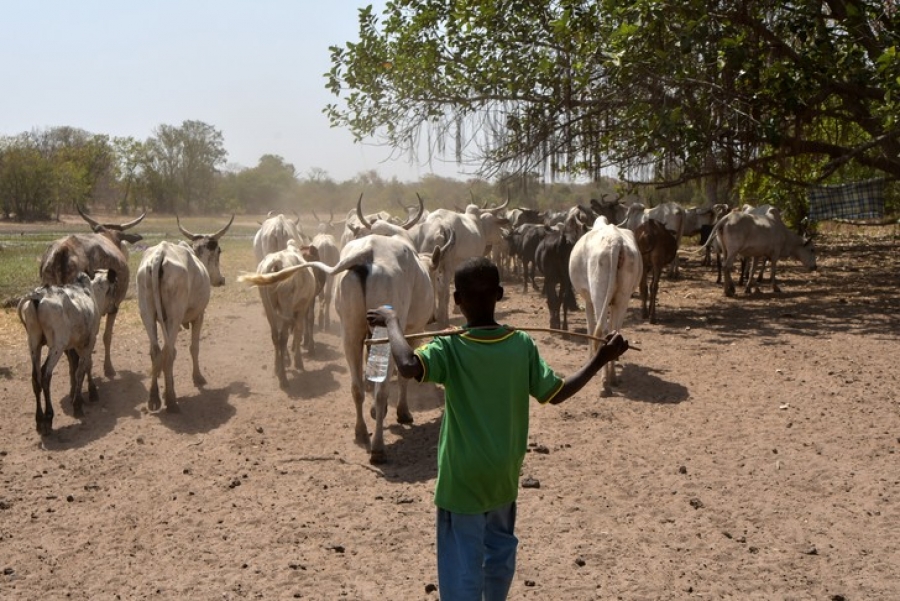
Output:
top-left (365, 325), bottom-right (640, 350)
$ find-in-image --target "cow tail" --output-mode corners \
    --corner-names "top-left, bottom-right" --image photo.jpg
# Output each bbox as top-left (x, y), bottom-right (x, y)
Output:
top-left (150, 251), bottom-right (168, 348)
top-left (592, 240), bottom-right (621, 344)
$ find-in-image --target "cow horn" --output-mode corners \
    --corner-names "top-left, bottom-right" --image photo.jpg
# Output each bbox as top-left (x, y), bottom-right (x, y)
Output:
top-left (117, 212), bottom-right (146, 231)
top-left (76, 204), bottom-right (103, 231)
top-left (487, 196), bottom-right (509, 215)
top-left (356, 194), bottom-right (373, 229)
top-left (329, 207), bottom-right (334, 224)
top-left (176, 214), bottom-right (203, 241)
top-left (267, 210), bottom-right (276, 218)
top-left (312, 209), bottom-right (321, 223)
top-left (402, 194), bottom-right (425, 230)
top-left (439, 228), bottom-right (456, 254)
top-left (210, 214), bottom-right (235, 241)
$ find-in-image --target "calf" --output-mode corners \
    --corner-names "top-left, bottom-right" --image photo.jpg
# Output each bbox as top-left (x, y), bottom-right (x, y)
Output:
top-left (310, 233), bottom-right (341, 330)
top-left (238, 240), bottom-right (320, 389)
top-left (18, 269), bottom-right (118, 435)
top-left (635, 219), bottom-right (678, 324)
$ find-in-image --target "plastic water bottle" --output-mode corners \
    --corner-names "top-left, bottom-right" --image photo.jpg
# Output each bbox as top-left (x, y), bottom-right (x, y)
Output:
top-left (366, 305), bottom-right (392, 382)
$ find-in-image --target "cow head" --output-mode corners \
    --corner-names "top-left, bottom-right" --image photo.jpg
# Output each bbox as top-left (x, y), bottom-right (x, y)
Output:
top-left (312, 207), bottom-right (337, 235)
top-left (419, 229), bottom-right (456, 316)
top-left (77, 204), bottom-right (145, 248)
top-left (85, 268), bottom-right (119, 315)
top-left (176, 214), bottom-right (234, 286)
top-left (355, 193), bottom-right (424, 233)
top-left (590, 195), bottom-right (629, 226)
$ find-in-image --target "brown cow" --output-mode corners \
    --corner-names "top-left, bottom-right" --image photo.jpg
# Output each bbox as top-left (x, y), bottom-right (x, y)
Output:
top-left (635, 219), bottom-right (678, 324)
top-left (39, 206), bottom-right (144, 377)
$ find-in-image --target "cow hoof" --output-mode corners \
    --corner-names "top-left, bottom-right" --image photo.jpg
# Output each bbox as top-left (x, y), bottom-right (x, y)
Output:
top-left (369, 450), bottom-right (387, 465)
top-left (166, 402), bottom-right (181, 414)
top-left (397, 411), bottom-right (414, 425)
top-left (37, 419), bottom-right (53, 437)
top-left (599, 388), bottom-right (613, 398)
top-left (193, 375), bottom-right (207, 388)
top-left (104, 366), bottom-right (116, 378)
top-left (148, 398), bottom-right (161, 412)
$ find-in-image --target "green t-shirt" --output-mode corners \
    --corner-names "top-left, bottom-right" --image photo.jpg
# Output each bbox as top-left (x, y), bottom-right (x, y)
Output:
top-left (415, 327), bottom-right (563, 514)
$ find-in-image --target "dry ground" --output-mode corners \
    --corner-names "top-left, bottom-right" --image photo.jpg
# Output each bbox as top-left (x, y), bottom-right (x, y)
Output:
top-left (0, 223), bottom-right (898, 600)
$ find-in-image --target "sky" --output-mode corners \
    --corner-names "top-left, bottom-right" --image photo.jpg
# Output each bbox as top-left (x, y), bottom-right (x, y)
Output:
top-left (0, 0), bottom-right (471, 183)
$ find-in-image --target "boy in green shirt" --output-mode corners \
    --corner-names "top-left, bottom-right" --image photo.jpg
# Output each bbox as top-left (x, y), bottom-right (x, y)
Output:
top-left (366, 257), bottom-right (629, 601)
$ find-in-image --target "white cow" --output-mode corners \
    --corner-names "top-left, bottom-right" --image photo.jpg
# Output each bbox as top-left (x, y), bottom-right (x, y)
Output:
top-left (349, 193), bottom-right (425, 248)
top-left (618, 202), bottom-right (685, 277)
top-left (569, 217), bottom-right (643, 396)
top-left (700, 209), bottom-right (816, 297)
top-left (254, 214), bottom-right (305, 263)
top-left (275, 232), bottom-right (454, 463)
top-left (237, 240), bottom-right (320, 389)
top-left (18, 269), bottom-right (119, 435)
top-left (310, 233), bottom-right (341, 330)
top-left (416, 198), bottom-right (509, 327)
top-left (137, 217), bottom-right (231, 412)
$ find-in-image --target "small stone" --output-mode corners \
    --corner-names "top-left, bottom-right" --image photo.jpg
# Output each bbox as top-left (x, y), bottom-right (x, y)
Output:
top-left (521, 477), bottom-right (541, 489)
top-left (524, 580), bottom-right (536, 587)
top-left (425, 583), bottom-right (437, 593)
top-left (803, 546), bottom-right (818, 555)
top-left (689, 497), bottom-right (703, 509)
top-left (574, 557), bottom-right (586, 567)
top-left (678, 465), bottom-right (687, 474)
top-left (66, 495), bottom-right (74, 503)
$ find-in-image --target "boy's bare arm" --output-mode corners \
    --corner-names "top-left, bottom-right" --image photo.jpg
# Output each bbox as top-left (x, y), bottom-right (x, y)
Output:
top-left (366, 307), bottom-right (425, 381)
top-left (550, 332), bottom-right (629, 404)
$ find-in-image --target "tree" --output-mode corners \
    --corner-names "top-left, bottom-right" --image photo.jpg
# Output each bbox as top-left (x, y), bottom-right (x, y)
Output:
top-left (0, 138), bottom-right (55, 220)
top-left (326, 1), bottom-right (900, 190)
top-left (142, 120), bottom-right (227, 213)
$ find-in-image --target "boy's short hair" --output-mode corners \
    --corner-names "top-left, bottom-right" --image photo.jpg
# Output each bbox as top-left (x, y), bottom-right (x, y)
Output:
top-left (454, 257), bottom-right (500, 295)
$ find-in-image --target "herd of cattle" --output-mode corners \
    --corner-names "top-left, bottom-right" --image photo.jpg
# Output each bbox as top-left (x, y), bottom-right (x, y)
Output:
top-left (16, 195), bottom-right (817, 463)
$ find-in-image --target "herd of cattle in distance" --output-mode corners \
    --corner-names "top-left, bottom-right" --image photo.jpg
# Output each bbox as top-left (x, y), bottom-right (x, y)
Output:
top-left (16, 194), bottom-right (817, 464)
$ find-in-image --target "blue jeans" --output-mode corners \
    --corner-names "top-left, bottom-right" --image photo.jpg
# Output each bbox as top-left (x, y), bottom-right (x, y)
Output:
top-left (436, 502), bottom-right (518, 601)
